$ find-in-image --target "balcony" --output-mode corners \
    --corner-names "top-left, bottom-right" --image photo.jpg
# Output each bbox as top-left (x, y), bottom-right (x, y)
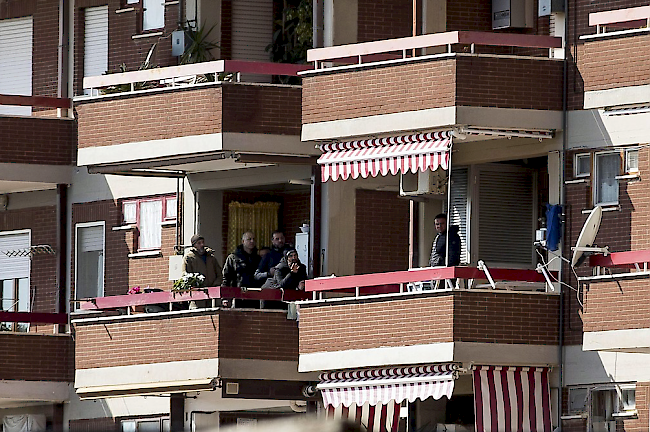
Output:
top-left (0, 312), bottom-right (72, 404)
top-left (581, 6), bottom-right (650, 109)
top-left (74, 61), bottom-right (319, 173)
top-left (0, 95), bottom-right (75, 192)
top-left (301, 31), bottom-right (563, 143)
top-left (298, 266), bottom-right (560, 373)
top-left (72, 287), bottom-right (315, 400)
top-left (582, 250), bottom-right (650, 353)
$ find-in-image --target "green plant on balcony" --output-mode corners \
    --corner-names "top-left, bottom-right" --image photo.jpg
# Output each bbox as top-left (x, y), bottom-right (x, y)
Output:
top-left (172, 272), bottom-right (206, 294)
top-left (267, 0), bottom-right (313, 64)
top-left (101, 43), bottom-right (160, 94)
top-left (180, 21), bottom-right (219, 65)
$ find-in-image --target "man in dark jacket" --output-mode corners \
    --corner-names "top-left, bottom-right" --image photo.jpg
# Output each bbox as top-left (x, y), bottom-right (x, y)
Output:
top-left (222, 231), bottom-right (261, 288)
top-left (182, 234), bottom-right (222, 286)
top-left (429, 213), bottom-right (461, 267)
top-left (273, 248), bottom-right (308, 290)
top-left (255, 230), bottom-right (292, 285)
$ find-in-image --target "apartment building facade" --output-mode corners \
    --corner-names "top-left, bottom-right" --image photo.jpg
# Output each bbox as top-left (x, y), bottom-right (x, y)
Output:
top-left (1, 0), bottom-right (650, 431)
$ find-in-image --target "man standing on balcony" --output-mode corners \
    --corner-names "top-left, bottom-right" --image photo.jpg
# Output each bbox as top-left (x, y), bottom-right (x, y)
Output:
top-left (429, 213), bottom-right (461, 267)
top-left (182, 235), bottom-right (222, 286)
top-left (255, 230), bottom-right (292, 286)
top-left (222, 231), bottom-right (262, 288)
top-left (272, 248), bottom-right (308, 290)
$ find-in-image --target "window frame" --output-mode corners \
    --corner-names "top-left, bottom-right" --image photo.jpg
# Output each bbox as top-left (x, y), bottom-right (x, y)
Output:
top-left (574, 153), bottom-right (592, 178)
top-left (625, 149), bottom-right (639, 174)
top-left (593, 151), bottom-right (621, 207)
top-left (74, 221), bottom-right (106, 304)
top-left (589, 384), bottom-right (637, 430)
top-left (122, 195), bottom-right (176, 251)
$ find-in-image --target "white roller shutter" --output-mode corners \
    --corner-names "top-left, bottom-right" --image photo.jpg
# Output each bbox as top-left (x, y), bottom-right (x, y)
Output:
top-left (78, 225), bottom-right (104, 252)
top-left (0, 17), bottom-right (33, 116)
top-left (84, 6), bottom-right (108, 83)
top-left (448, 167), bottom-right (469, 264)
top-left (232, 0), bottom-right (273, 82)
top-left (0, 231), bottom-right (31, 280)
top-left (474, 164), bottom-right (536, 267)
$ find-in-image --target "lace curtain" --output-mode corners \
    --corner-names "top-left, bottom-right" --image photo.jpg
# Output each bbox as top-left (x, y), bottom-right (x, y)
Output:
top-left (227, 201), bottom-right (281, 253)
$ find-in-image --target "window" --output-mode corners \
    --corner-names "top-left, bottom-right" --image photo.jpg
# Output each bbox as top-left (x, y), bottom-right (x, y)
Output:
top-left (568, 387), bottom-right (588, 414)
top-left (84, 6), bottom-right (108, 95)
top-left (142, 0), bottom-right (165, 31)
top-left (121, 418), bottom-right (170, 432)
top-left (594, 153), bottom-right (620, 205)
top-left (75, 223), bottom-right (105, 302)
top-left (591, 385), bottom-right (636, 431)
top-left (625, 149), bottom-right (639, 173)
top-left (122, 196), bottom-right (176, 251)
top-left (0, 230), bottom-right (31, 332)
top-left (0, 16), bottom-right (33, 116)
top-left (574, 153), bottom-right (591, 177)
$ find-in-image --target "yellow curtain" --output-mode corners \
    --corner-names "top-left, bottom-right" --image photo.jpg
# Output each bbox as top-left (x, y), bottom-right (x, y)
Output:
top-left (227, 201), bottom-right (281, 253)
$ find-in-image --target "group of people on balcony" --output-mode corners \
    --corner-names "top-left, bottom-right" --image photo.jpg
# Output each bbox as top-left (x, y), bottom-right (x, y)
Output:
top-left (182, 230), bottom-right (308, 291)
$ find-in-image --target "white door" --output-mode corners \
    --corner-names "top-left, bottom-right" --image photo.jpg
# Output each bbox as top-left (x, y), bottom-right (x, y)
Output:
top-left (76, 223), bottom-right (105, 300)
top-left (0, 17), bottom-right (33, 116)
top-left (84, 6), bottom-right (109, 94)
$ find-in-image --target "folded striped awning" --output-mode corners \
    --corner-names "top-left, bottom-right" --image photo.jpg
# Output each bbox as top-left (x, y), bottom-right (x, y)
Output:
top-left (318, 364), bottom-right (458, 407)
top-left (317, 131), bottom-right (452, 182)
top-left (473, 366), bottom-right (552, 432)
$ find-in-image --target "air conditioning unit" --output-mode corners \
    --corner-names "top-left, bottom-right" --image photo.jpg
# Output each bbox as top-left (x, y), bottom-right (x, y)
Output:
top-left (492, 0), bottom-right (534, 29)
top-left (399, 170), bottom-right (447, 197)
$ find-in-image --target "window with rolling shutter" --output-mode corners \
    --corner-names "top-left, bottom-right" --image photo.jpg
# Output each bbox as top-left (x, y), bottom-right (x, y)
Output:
top-left (474, 164), bottom-right (536, 267)
top-left (447, 167), bottom-right (469, 264)
top-left (0, 17), bottom-right (33, 116)
top-left (0, 231), bottom-right (31, 281)
top-left (231, 0), bottom-right (273, 82)
top-left (75, 223), bottom-right (105, 300)
top-left (84, 6), bottom-right (108, 94)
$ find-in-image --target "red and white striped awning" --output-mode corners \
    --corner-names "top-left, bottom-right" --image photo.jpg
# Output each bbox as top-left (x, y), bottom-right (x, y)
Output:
top-left (318, 364), bottom-right (458, 407)
top-left (473, 366), bottom-right (552, 432)
top-left (317, 131), bottom-right (452, 182)
top-left (327, 401), bottom-right (401, 432)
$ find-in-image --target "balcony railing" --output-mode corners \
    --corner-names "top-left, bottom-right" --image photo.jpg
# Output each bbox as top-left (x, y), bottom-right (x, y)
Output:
top-left (587, 5), bottom-right (650, 37)
top-left (82, 60), bottom-right (313, 96)
top-left (78, 286), bottom-right (311, 313)
top-left (584, 249), bottom-right (650, 280)
top-left (0, 94), bottom-right (73, 118)
top-left (305, 264), bottom-right (556, 300)
top-left (305, 30), bottom-right (562, 70)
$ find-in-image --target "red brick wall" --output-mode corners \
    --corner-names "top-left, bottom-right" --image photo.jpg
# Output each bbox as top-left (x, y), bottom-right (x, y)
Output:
top-left (0, 206), bottom-right (59, 316)
top-left (0, 0), bottom-right (36, 20)
top-left (357, 0), bottom-right (413, 42)
top-left (75, 87), bottom-right (222, 149)
top-left (76, 84), bottom-right (300, 149)
top-left (72, 198), bottom-right (175, 298)
top-left (580, 34), bottom-right (650, 92)
top-left (583, 278), bottom-right (650, 332)
top-left (299, 291), bottom-right (559, 354)
top-left (354, 190), bottom-right (409, 275)
top-left (73, 0), bottom-right (180, 95)
top-left (221, 84), bottom-right (302, 136)
top-left (0, 117), bottom-right (76, 165)
top-left (74, 309), bottom-right (298, 369)
top-left (0, 333), bottom-right (73, 381)
top-left (302, 56), bottom-right (562, 125)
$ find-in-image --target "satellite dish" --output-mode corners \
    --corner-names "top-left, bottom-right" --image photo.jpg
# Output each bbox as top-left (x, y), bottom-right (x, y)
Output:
top-left (571, 206), bottom-right (608, 267)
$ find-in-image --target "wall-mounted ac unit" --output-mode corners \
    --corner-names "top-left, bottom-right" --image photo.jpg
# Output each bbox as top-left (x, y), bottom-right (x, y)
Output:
top-left (492, 0), bottom-right (534, 29)
top-left (400, 170), bottom-right (447, 197)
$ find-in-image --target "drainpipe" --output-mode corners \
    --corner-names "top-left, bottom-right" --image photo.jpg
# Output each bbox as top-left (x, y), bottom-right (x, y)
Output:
top-left (558, 0), bottom-right (570, 428)
top-left (58, 0), bottom-right (70, 101)
top-left (56, 185), bottom-right (68, 331)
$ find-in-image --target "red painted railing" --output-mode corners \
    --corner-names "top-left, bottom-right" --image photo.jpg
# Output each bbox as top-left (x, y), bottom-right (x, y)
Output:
top-left (79, 286), bottom-right (310, 311)
top-left (589, 249), bottom-right (650, 268)
top-left (0, 312), bottom-right (68, 324)
top-left (306, 266), bottom-right (553, 293)
top-left (0, 94), bottom-right (72, 109)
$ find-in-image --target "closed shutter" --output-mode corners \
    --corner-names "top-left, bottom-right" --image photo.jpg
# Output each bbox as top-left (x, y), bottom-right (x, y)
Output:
top-left (476, 164), bottom-right (535, 266)
top-left (79, 225), bottom-right (104, 252)
top-left (0, 231), bottom-right (31, 280)
top-left (0, 17), bottom-right (33, 116)
top-left (84, 6), bottom-right (108, 84)
top-left (143, 0), bottom-right (165, 31)
top-left (448, 167), bottom-right (469, 264)
top-left (231, 0), bottom-right (273, 82)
